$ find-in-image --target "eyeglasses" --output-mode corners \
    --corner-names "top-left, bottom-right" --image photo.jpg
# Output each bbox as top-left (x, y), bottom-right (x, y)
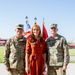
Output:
top-left (17, 28), bottom-right (23, 30)
top-left (51, 27), bottom-right (56, 30)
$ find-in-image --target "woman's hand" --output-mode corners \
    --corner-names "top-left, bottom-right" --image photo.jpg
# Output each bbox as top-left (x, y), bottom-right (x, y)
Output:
top-left (25, 66), bottom-right (30, 74)
top-left (42, 64), bottom-right (47, 75)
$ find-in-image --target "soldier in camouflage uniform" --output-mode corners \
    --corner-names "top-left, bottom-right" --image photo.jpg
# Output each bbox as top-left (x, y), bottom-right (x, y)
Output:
top-left (46, 24), bottom-right (70, 75)
top-left (4, 24), bottom-right (26, 75)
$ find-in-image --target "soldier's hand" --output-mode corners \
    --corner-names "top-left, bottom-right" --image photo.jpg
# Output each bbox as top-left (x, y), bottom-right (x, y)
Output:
top-left (63, 65), bottom-right (67, 71)
top-left (6, 67), bottom-right (10, 71)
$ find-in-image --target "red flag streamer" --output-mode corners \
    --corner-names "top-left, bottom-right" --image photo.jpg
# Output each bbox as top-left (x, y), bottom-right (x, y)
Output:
top-left (42, 22), bottom-right (48, 40)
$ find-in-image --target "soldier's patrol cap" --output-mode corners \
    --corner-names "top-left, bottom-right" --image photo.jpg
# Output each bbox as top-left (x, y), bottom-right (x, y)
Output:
top-left (50, 24), bottom-right (57, 28)
top-left (16, 24), bottom-right (24, 29)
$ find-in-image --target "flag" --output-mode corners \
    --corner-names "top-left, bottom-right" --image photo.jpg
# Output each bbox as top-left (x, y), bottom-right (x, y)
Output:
top-left (42, 22), bottom-right (48, 40)
top-left (23, 22), bottom-right (31, 38)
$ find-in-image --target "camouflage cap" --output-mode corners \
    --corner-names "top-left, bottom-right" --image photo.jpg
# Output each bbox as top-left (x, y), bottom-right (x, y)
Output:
top-left (16, 24), bottom-right (24, 29)
top-left (50, 24), bottom-right (57, 28)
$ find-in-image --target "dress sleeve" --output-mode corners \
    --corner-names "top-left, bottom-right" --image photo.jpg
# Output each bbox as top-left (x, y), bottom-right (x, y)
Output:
top-left (26, 39), bottom-right (31, 54)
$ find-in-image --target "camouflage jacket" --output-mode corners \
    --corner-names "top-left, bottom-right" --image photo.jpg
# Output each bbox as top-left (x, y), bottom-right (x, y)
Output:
top-left (46, 34), bottom-right (69, 66)
top-left (4, 36), bottom-right (26, 69)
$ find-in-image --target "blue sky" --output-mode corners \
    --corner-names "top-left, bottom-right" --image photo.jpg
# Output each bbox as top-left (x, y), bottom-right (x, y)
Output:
top-left (0, 0), bottom-right (75, 42)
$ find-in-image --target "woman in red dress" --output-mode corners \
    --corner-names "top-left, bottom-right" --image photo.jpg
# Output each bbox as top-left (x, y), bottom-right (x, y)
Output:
top-left (25, 23), bottom-right (46, 75)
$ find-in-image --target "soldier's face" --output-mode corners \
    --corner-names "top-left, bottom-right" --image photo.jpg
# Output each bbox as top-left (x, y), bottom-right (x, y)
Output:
top-left (50, 27), bottom-right (58, 35)
top-left (15, 28), bottom-right (24, 37)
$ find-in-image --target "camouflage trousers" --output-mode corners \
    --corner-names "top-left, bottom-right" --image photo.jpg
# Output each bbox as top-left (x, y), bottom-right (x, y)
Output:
top-left (7, 68), bottom-right (25, 75)
top-left (47, 66), bottom-right (66, 75)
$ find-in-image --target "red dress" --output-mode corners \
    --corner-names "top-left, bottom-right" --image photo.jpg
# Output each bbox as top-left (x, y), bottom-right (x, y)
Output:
top-left (26, 39), bottom-right (46, 75)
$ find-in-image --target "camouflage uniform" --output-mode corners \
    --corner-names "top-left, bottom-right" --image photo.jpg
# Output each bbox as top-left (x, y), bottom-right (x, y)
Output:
top-left (46, 34), bottom-right (69, 75)
top-left (4, 36), bottom-right (26, 75)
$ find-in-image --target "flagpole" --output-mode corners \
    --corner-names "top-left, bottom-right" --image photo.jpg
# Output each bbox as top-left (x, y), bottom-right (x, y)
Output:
top-left (25, 16), bottom-right (28, 24)
top-left (24, 16), bottom-right (31, 38)
top-left (43, 18), bottom-right (44, 22)
top-left (43, 18), bottom-right (44, 24)
top-left (42, 18), bottom-right (48, 40)
top-left (34, 17), bottom-right (37, 24)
